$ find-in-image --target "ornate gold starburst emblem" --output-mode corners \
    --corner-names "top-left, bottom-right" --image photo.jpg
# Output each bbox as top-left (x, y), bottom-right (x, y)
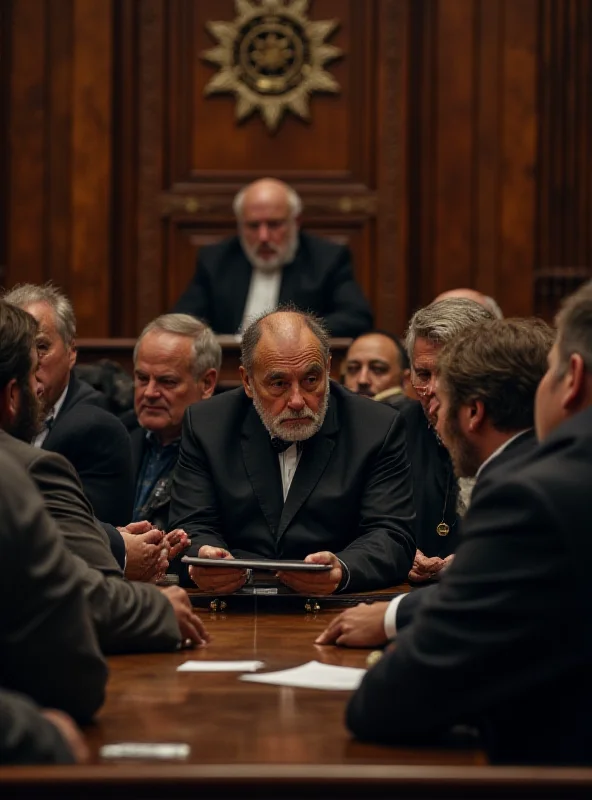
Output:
top-left (202, 0), bottom-right (343, 132)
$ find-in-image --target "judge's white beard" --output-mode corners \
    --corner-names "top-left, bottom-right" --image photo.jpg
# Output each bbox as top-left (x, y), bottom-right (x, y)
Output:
top-left (252, 380), bottom-right (330, 442)
top-left (240, 226), bottom-right (299, 272)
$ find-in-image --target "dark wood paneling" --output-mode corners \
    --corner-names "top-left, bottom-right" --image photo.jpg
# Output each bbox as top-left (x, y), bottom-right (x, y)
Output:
top-left (536, 0), bottom-right (592, 319)
top-left (4, 0), bottom-right (591, 336)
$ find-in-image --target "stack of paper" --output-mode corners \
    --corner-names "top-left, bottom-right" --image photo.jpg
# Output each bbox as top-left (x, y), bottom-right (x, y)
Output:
top-left (240, 660), bottom-right (366, 691)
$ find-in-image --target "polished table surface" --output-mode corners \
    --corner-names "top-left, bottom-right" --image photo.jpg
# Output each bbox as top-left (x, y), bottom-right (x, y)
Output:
top-left (4, 596), bottom-right (592, 798)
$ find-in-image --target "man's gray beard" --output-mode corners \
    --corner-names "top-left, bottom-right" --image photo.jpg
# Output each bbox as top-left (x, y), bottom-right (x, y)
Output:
top-left (240, 226), bottom-right (299, 273)
top-left (252, 381), bottom-right (330, 442)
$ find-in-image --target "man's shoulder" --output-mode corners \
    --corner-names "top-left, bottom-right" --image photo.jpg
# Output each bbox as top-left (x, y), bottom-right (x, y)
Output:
top-left (198, 236), bottom-right (243, 266)
top-left (475, 411), bottom-right (592, 512)
top-left (332, 383), bottom-right (399, 432)
top-left (298, 231), bottom-right (347, 261)
top-left (0, 430), bottom-right (79, 480)
top-left (65, 374), bottom-right (108, 411)
top-left (58, 402), bottom-right (130, 439)
top-left (186, 387), bottom-right (249, 424)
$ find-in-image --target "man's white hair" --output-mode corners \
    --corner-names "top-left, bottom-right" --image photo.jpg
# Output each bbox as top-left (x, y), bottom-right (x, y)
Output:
top-left (232, 180), bottom-right (303, 220)
top-left (134, 314), bottom-right (221, 380)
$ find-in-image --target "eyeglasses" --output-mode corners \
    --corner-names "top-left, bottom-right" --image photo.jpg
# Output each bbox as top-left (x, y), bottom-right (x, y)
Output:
top-left (410, 371), bottom-right (435, 397)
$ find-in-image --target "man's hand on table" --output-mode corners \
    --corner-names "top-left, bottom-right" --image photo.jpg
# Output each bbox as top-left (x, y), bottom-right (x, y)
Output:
top-left (408, 548), bottom-right (445, 583)
top-left (277, 551), bottom-right (343, 595)
top-left (160, 586), bottom-right (210, 647)
top-left (188, 545), bottom-right (248, 594)
top-left (119, 522), bottom-right (169, 582)
top-left (42, 709), bottom-right (89, 763)
top-left (315, 601), bottom-right (390, 647)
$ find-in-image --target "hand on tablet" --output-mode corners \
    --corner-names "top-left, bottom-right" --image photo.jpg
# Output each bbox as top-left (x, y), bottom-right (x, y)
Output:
top-left (188, 545), bottom-right (248, 594)
top-left (277, 551), bottom-right (342, 595)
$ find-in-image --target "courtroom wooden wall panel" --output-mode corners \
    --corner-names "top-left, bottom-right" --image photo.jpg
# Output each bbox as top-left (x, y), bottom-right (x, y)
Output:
top-left (3, 0), bottom-right (592, 339)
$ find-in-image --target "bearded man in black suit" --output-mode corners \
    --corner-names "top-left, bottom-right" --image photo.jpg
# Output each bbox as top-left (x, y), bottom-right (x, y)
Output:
top-left (169, 308), bottom-right (415, 594)
top-left (339, 299), bottom-right (592, 765)
top-left (173, 178), bottom-right (373, 338)
top-left (318, 316), bottom-right (553, 649)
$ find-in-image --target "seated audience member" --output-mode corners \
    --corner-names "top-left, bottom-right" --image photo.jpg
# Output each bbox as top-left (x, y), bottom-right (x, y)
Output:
top-left (317, 316), bottom-right (553, 649)
top-left (132, 314), bottom-right (221, 531)
top-left (173, 178), bottom-right (373, 337)
top-left (399, 298), bottom-right (494, 579)
top-left (434, 287), bottom-right (503, 318)
top-left (0, 301), bottom-right (209, 655)
top-left (169, 308), bottom-right (415, 594)
top-left (343, 331), bottom-right (410, 406)
top-left (0, 451), bottom-right (107, 764)
top-left (342, 303), bottom-right (591, 765)
top-left (3, 282), bottom-right (134, 526)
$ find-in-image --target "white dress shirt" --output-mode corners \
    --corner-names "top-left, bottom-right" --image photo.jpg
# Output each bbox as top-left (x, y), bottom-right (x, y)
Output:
top-left (383, 429), bottom-right (534, 640)
top-left (278, 443), bottom-right (302, 502)
top-left (33, 384), bottom-right (69, 448)
top-left (240, 268), bottom-right (282, 332)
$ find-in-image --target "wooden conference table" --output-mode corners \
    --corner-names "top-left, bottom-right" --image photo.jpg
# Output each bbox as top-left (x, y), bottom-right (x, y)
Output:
top-left (4, 588), bottom-right (592, 798)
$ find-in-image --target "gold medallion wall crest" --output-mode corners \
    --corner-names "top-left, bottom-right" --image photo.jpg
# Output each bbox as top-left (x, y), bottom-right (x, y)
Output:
top-left (202, 0), bottom-right (343, 132)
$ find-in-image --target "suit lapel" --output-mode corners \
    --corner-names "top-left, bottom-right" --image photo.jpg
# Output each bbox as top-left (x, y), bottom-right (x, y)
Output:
top-left (277, 395), bottom-right (338, 541)
top-left (241, 405), bottom-right (284, 536)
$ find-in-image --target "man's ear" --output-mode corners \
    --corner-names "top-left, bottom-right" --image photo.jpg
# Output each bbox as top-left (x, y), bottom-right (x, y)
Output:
top-left (0, 379), bottom-right (19, 428)
top-left (467, 399), bottom-right (486, 433)
top-left (200, 369), bottom-right (217, 400)
top-left (563, 353), bottom-right (587, 410)
top-left (240, 366), bottom-right (253, 398)
top-left (68, 339), bottom-right (77, 370)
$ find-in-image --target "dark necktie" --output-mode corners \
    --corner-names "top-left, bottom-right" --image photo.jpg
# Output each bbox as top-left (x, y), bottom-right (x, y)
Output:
top-left (270, 437), bottom-right (295, 454)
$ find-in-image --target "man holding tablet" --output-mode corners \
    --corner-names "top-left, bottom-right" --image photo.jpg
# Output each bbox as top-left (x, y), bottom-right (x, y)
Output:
top-left (169, 308), bottom-right (415, 594)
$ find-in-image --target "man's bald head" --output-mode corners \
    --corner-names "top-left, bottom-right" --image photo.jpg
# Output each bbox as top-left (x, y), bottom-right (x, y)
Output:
top-left (241, 308), bottom-right (330, 376)
top-left (434, 288), bottom-right (503, 319)
top-left (233, 179), bottom-right (302, 272)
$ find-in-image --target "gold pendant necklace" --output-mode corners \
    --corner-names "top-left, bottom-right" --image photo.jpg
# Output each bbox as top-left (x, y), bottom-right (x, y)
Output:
top-left (437, 466), bottom-right (452, 536)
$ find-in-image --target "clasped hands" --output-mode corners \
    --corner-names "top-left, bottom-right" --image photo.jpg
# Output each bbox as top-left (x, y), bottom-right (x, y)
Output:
top-left (118, 520), bottom-right (190, 583)
top-left (188, 545), bottom-right (343, 595)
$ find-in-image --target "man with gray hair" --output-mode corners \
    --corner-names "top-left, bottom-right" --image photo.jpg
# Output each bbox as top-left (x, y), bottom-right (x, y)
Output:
top-left (399, 298), bottom-right (495, 581)
top-left (168, 307), bottom-right (415, 594)
top-left (3, 283), bottom-right (134, 528)
top-left (173, 177), bottom-right (372, 337)
top-left (132, 313), bottom-right (221, 531)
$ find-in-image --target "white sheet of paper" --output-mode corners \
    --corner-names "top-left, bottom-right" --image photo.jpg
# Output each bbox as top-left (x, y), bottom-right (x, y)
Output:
top-left (240, 660), bottom-right (366, 691)
top-left (177, 660), bottom-right (264, 673)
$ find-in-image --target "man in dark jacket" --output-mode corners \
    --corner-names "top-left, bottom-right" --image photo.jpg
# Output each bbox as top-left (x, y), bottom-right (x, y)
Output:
top-left (173, 178), bottom-right (372, 338)
top-left (4, 282), bottom-right (134, 526)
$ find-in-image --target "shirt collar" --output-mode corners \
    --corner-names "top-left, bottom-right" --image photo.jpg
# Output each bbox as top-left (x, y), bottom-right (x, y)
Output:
top-left (145, 429), bottom-right (181, 451)
top-left (46, 384), bottom-right (69, 423)
top-left (476, 428), bottom-right (533, 479)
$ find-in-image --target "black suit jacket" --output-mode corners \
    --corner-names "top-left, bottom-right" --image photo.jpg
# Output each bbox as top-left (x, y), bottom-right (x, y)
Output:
top-left (0, 450), bottom-right (107, 763)
top-left (0, 430), bottom-right (181, 655)
top-left (169, 382), bottom-right (415, 591)
top-left (395, 429), bottom-right (538, 631)
top-left (43, 373), bottom-right (134, 526)
top-left (172, 232), bottom-right (373, 337)
top-left (347, 417), bottom-right (592, 765)
top-left (397, 398), bottom-right (460, 558)
top-left (130, 427), bottom-right (173, 532)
